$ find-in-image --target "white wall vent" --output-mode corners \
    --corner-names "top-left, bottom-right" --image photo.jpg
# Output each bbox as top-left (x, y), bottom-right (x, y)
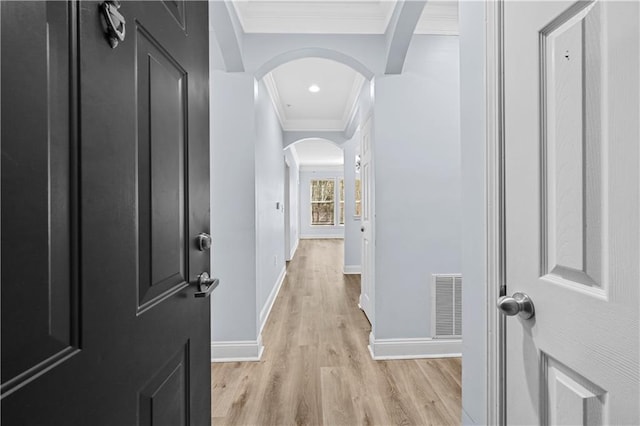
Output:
top-left (431, 274), bottom-right (462, 338)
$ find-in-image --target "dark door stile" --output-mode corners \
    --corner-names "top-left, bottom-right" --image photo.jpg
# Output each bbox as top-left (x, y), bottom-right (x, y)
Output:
top-left (1, 2), bottom-right (211, 425)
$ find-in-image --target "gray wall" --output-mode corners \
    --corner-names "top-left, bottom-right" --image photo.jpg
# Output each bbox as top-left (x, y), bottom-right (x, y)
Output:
top-left (210, 73), bottom-right (289, 345)
top-left (210, 71), bottom-right (258, 342)
top-left (255, 81), bottom-right (287, 316)
top-left (459, 3), bottom-right (488, 424)
top-left (373, 35), bottom-right (462, 339)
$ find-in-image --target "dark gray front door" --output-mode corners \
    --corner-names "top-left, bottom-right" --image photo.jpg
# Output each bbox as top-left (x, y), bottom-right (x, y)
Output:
top-left (1, 2), bottom-right (211, 424)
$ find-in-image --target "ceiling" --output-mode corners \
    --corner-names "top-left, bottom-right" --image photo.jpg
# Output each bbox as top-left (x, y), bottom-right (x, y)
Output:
top-left (245, 1), bottom-right (459, 150)
top-left (264, 57), bottom-right (365, 131)
top-left (415, 2), bottom-right (458, 35)
top-left (290, 139), bottom-right (344, 166)
top-left (232, 1), bottom-right (458, 35)
top-left (232, 1), bottom-right (397, 34)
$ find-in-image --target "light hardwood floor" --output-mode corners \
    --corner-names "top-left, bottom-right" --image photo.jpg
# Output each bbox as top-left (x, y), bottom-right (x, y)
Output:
top-left (212, 239), bottom-right (461, 426)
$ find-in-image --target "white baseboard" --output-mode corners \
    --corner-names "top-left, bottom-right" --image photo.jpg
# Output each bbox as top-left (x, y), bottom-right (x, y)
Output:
top-left (299, 235), bottom-right (344, 240)
top-left (288, 238), bottom-right (299, 261)
top-left (368, 333), bottom-right (462, 360)
top-left (358, 295), bottom-right (372, 324)
top-left (259, 266), bottom-right (287, 335)
top-left (211, 266), bottom-right (285, 363)
top-left (211, 336), bottom-right (264, 362)
top-left (343, 265), bottom-right (361, 274)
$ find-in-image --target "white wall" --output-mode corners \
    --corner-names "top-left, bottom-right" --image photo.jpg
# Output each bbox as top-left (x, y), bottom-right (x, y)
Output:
top-left (372, 35), bottom-right (462, 340)
top-left (459, 3), bottom-right (488, 424)
top-left (255, 80), bottom-right (287, 325)
top-left (299, 167), bottom-right (345, 239)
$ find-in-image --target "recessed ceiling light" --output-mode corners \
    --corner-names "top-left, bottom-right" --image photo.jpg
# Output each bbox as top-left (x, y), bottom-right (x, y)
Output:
top-left (308, 84), bottom-right (320, 93)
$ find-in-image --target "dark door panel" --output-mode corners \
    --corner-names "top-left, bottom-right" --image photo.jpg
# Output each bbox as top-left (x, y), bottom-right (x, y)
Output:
top-left (139, 342), bottom-right (190, 426)
top-left (1, 2), bottom-right (211, 424)
top-left (1, 0), bottom-right (80, 395)
top-left (136, 23), bottom-right (190, 313)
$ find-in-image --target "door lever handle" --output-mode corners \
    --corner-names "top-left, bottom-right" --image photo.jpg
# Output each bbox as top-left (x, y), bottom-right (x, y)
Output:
top-left (193, 272), bottom-right (219, 298)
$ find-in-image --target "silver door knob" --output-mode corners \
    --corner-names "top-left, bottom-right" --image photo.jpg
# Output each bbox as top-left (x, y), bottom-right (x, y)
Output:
top-left (196, 233), bottom-right (212, 251)
top-left (497, 292), bottom-right (535, 319)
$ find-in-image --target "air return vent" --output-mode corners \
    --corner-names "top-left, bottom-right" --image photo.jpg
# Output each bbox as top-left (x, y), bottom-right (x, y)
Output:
top-left (431, 274), bottom-right (462, 338)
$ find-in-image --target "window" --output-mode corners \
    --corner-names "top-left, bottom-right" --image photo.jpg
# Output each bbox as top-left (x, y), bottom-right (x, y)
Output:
top-left (310, 179), bottom-right (335, 225)
top-left (355, 179), bottom-right (362, 217)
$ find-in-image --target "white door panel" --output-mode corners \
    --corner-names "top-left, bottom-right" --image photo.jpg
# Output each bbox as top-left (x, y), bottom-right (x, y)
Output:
top-left (360, 117), bottom-right (374, 324)
top-left (503, 1), bottom-right (639, 424)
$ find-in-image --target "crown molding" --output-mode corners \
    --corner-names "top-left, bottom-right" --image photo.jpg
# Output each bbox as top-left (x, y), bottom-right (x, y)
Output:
top-left (282, 119), bottom-right (346, 132)
top-left (299, 164), bottom-right (345, 173)
top-left (263, 72), bottom-right (357, 131)
top-left (288, 144), bottom-right (301, 169)
top-left (262, 73), bottom-right (287, 129)
top-left (340, 73), bottom-right (366, 129)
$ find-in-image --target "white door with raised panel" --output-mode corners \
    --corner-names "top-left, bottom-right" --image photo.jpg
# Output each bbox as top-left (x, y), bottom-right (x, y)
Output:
top-left (360, 117), bottom-right (374, 324)
top-left (501, 1), bottom-right (639, 424)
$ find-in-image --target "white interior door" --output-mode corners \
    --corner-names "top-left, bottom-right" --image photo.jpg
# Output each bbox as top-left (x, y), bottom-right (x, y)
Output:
top-left (284, 162), bottom-right (291, 260)
top-left (360, 117), bottom-right (374, 324)
top-left (502, 1), bottom-right (639, 424)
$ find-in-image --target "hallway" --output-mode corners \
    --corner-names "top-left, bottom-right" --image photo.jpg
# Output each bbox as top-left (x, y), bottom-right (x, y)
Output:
top-left (212, 239), bottom-right (461, 425)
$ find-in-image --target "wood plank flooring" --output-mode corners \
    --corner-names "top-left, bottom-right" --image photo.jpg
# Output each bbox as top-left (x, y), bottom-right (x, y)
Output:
top-left (212, 239), bottom-right (461, 426)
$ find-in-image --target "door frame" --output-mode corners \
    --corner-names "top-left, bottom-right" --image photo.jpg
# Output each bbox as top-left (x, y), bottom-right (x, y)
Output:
top-left (485, 1), bottom-right (505, 425)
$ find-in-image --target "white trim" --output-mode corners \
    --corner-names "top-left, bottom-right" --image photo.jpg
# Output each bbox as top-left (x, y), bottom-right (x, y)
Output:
top-left (345, 104), bottom-right (361, 138)
top-left (299, 234), bottom-right (344, 240)
top-left (299, 164), bottom-right (344, 173)
top-left (288, 237), bottom-right (299, 261)
top-left (358, 296), bottom-right (372, 324)
top-left (485, 2), bottom-right (503, 425)
top-left (262, 73), bottom-right (287, 129)
top-left (259, 266), bottom-right (287, 335)
top-left (282, 119), bottom-right (346, 132)
top-left (368, 333), bottom-right (462, 360)
top-left (288, 145), bottom-right (300, 170)
top-left (211, 336), bottom-right (264, 363)
top-left (343, 265), bottom-right (361, 274)
top-left (340, 74), bottom-right (366, 129)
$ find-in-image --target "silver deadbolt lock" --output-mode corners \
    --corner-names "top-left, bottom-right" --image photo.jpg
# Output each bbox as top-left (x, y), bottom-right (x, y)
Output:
top-left (196, 233), bottom-right (212, 251)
